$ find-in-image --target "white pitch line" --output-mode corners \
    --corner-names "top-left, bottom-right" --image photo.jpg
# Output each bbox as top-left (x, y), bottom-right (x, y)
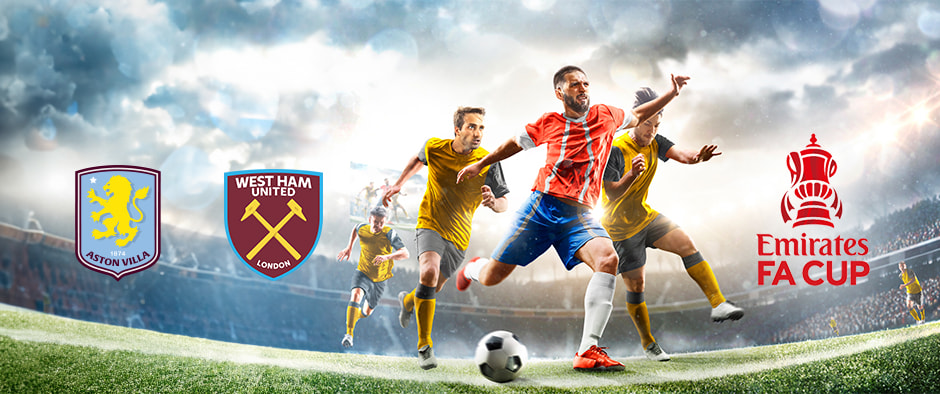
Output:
top-left (1, 303), bottom-right (937, 388)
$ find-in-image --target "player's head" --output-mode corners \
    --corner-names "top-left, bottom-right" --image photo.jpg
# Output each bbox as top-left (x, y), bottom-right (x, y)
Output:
top-left (554, 65), bottom-right (590, 115)
top-left (453, 106), bottom-right (486, 152)
top-left (369, 206), bottom-right (389, 232)
top-left (634, 87), bottom-right (664, 116)
top-left (899, 261), bottom-right (907, 271)
top-left (630, 87), bottom-right (663, 147)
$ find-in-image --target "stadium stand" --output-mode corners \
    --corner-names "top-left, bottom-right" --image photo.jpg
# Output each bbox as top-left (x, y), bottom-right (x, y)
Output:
top-left (2, 195), bottom-right (940, 358)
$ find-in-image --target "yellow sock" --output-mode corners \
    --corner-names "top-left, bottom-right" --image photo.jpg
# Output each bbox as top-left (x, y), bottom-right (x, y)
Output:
top-left (920, 309), bottom-right (926, 321)
top-left (911, 308), bottom-right (919, 321)
top-left (346, 303), bottom-right (361, 336)
top-left (415, 297), bottom-right (436, 349)
top-left (626, 301), bottom-right (655, 347)
top-left (686, 260), bottom-right (726, 308)
top-left (403, 288), bottom-right (416, 312)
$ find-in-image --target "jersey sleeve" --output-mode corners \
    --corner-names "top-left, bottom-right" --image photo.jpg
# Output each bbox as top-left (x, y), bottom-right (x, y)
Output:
top-left (603, 146), bottom-right (625, 182)
top-left (519, 114), bottom-right (549, 150)
top-left (484, 162), bottom-right (510, 199)
top-left (417, 138), bottom-right (433, 165)
top-left (655, 134), bottom-right (675, 162)
top-left (386, 229), bottom-right (406, 250)
top-left (606, 105), bottom-right (634, 132)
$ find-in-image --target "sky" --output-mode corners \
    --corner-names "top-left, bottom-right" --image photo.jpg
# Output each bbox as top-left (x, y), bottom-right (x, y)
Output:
top-left (1, 0), bottom-right (939, 282)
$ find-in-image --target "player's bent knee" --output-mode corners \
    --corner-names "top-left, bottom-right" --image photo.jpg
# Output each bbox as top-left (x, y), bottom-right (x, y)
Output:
top-left (595, 254), bottom-right (618, 275)
top-left (350, 288), bottom-right (365, 301)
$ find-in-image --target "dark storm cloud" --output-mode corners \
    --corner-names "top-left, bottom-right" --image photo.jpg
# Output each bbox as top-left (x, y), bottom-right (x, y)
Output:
top-left (0, 1), bottom-right (179, 154)
top-left (0, 0), bottom-right (938, 243)
top-left (844, 42), bottom-right (936, 87)
top-left (692, 89), bottom-right (799, 149)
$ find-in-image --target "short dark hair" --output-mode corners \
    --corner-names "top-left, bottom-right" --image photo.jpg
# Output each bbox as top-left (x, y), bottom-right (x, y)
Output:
top-left (453, 106), bottom-right (486, 129)
top-left (634, 87), bottom-right (663, 116)
top-left (370, 206), bottom-right (388, 218)
top-left (553, 65), bottom-right (585, 89)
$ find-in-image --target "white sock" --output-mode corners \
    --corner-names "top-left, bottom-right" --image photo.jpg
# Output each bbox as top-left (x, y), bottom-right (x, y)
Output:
top-left (464, 257), bottom-right (487, 282)
top-left (578, 272), bottom-right (616, 354)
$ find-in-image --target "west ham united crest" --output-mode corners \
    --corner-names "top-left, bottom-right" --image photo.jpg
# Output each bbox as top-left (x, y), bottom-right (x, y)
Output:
top-left (225, 170), bottom-right (322, 280)
top-left (75, 165), bottom-right (161, 280)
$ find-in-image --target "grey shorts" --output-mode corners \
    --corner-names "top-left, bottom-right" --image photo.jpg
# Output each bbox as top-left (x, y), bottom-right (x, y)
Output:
top-left (908, 291), bottom-right (923, 307)
top-left (350, 270), bottom-right (386, 308)
top-left (416, 228), bottom-right (466, 279)
top-left (612, 214), bottom-right (679, 274)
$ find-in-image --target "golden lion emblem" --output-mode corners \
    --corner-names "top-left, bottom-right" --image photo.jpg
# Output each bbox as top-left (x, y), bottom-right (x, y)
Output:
top-left (88, 175), bottom-right (150, 247)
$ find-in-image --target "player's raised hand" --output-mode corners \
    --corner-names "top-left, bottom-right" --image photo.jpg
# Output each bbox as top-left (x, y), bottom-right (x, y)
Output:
top-left (337, 247), bottom-right (351, 262)
top-left (481, 185), bottom-right (496, 208)
top-left (630, 153), bottom-right (646, 176)
top-left (383, 184), bottom-right (402, 206)
top-left (670, 74), bottom-right (690, 96)
top-left (457, 162), bottom-right (482, 184)
top-left (694, 144), bottom-right (721, 163)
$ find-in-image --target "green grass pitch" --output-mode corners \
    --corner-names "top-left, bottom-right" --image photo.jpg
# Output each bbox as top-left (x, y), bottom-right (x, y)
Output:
top-left (2, 302), bottom-right (940, 393)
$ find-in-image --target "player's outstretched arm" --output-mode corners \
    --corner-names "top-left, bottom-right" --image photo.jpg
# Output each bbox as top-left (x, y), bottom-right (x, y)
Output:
top-left (458, 137), bottom-right (523, 184)
top-left (385, 155), bottom-right (425, 206)
top-left (337, 227), bottom-right (359, 262)
top-left (666, 144), bottom-right (722, 164)
top-left (630, 74), bottom-right (690, 127)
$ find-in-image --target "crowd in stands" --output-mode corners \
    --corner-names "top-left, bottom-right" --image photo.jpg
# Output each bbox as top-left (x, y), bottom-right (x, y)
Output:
top-left (773, 275), bottom-right (939, 343)
top-left (861, 195), bottom-right (940, 257)
top-left (2, 194), bottom-right (940, 358)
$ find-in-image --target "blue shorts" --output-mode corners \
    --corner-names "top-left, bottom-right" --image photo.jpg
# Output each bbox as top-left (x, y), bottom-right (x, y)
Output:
top-left (491, 192), bottom-right (609, 270)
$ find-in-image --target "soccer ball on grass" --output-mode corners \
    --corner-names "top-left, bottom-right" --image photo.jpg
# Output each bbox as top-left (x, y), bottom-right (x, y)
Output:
top-left (474, 330), bottom-right (528, 383)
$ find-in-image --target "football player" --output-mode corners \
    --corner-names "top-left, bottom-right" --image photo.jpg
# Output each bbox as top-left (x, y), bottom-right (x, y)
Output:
top-left (336, 206), bottom-right (409, 348)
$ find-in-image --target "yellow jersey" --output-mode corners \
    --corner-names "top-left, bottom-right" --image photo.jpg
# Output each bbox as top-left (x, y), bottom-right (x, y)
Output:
top-left (355, 224), bottom-right (405, 282)
top-left (900, 268), bottom-right (922, 294)
top-left (416, 138), bottom-right (508, 250)
top-left (601, 133), bottom-right (675, 241)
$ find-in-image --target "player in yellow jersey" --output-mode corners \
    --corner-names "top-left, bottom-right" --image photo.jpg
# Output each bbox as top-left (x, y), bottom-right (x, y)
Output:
top-left (898, 261), bottom-right (926, 324)
top-left (383, 106), bottom-right (510, 369)
top-left (829, 316), bottom-right (839, 336)
top-left (600, 87), bottom-right (742, 362)
top-left (336, 206), bottom-right (410, 349)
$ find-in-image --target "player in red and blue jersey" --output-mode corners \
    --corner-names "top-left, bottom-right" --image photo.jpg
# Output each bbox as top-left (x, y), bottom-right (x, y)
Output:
top-left (455, 65), bottom-right (688, 371)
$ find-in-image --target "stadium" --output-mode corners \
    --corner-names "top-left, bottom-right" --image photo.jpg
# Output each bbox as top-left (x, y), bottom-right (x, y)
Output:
top-left (3, 0), bottom-right (940, 392)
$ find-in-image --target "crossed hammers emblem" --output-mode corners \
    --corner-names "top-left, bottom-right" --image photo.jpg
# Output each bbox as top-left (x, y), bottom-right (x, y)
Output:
top-left (241, 198), bottom-right (306, 260)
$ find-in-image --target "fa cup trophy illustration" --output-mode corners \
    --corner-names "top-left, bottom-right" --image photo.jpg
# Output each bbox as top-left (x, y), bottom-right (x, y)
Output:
top-left (781, 134), bottom-right (843, 227)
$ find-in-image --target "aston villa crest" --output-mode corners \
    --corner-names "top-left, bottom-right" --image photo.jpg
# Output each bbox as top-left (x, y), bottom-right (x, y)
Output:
top-left (225, 170), bottom-right (322, 280)
top-left (75, 165), bottom-right (161, 280)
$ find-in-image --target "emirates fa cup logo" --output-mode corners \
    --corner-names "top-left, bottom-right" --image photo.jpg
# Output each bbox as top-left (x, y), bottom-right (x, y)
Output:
top-left (780, 134), bottom-right (843, 227)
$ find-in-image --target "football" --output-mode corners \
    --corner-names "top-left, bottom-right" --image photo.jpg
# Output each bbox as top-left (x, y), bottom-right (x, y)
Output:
top-left (474, 330), bottom-right (528, 383)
